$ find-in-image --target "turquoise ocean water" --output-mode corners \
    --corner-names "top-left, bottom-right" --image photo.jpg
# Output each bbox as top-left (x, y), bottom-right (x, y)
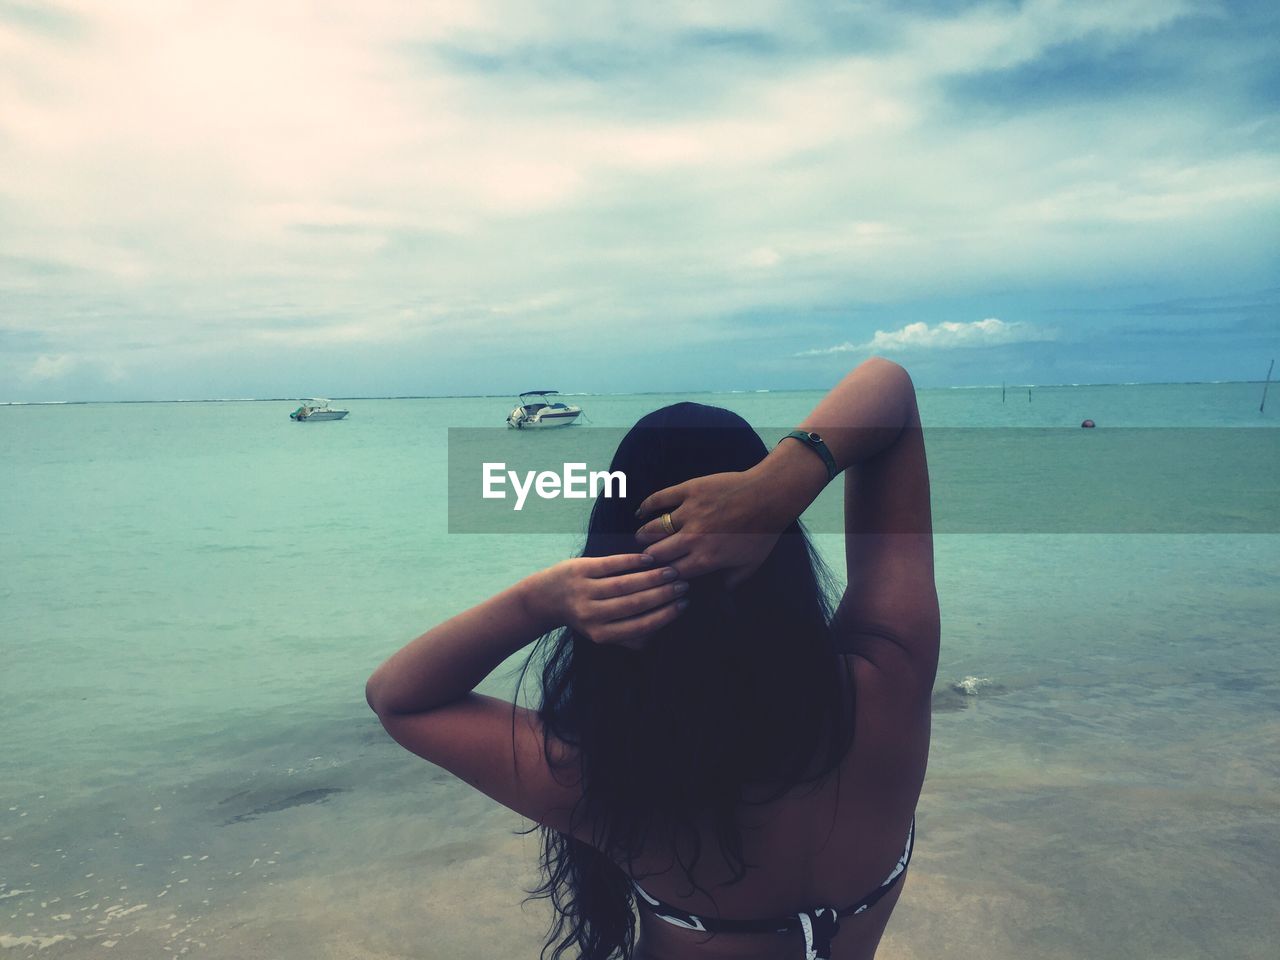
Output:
top-left (2, 384), bottom-right (1277, 958)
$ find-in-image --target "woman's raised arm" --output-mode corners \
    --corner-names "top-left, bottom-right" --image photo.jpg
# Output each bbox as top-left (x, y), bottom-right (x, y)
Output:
top-left (637, 357), bottom-right (937, 681)
top-left (362, 554), bottom-right (689, 835)
top-left (817, 362), bottom-right (938, 687)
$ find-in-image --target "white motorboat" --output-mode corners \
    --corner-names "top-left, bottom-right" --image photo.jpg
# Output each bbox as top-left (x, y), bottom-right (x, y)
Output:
top-left (289, 398), bottom-right (349, 422)
top-left (506, 390), bottom-right (581, 429)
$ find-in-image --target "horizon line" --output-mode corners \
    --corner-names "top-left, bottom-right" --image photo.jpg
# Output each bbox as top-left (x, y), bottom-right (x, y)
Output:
top-left (0, 378), bottom-right (1270, 406)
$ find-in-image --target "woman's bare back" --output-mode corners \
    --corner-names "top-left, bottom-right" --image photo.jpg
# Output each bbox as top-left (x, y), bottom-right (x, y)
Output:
top-left (626, 652), bottom-right (931, 960)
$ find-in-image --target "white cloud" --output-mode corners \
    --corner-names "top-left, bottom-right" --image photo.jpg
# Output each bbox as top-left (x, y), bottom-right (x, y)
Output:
top-left (797, 319), bottom-right (1055, 357)
top-left (745, 247), bottom-right (781, 268)
top-left (26, 354), bottom-right (76, 380)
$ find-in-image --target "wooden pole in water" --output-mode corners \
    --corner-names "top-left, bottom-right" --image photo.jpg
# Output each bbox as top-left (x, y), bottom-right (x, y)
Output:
top-left (1002, 381), bottom-right (1006, 404)
top-left (1262, 359), bottom-right (1275, 413)
top-left (1028, 387), bottom-right (1032, 403)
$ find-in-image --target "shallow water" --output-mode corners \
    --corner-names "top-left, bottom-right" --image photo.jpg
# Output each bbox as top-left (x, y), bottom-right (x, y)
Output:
top-left (1, 384), bottom-right (1276, 957)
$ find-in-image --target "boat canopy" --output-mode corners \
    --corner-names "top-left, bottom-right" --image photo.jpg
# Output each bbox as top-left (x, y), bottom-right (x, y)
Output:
top-left (519, 390), bottom-right (559, 399)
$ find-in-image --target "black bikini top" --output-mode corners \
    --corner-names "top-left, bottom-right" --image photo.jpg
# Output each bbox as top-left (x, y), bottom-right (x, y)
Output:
top-left (632, 816), bottom-right (914, 960)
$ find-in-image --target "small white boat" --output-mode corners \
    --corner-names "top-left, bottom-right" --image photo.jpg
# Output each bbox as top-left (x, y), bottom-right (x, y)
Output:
top-left (290, 398), bottom-right (349, 422)
top-left (506, 390), bottom-right (581, 429)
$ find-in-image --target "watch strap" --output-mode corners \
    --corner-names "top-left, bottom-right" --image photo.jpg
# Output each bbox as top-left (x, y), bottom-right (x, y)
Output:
top-left (780, 430), bottom-right (838, 482)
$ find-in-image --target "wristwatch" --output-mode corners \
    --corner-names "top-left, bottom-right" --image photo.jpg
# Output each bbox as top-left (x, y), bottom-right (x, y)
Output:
top-left (779, 430), bottom-right (838, 482)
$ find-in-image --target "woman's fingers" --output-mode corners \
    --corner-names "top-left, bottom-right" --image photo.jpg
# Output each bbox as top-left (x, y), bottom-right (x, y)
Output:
top-left (588, 565), bottom-right (679, 599)
top-left (634, 484), bottom-right (686, 523)
top-left (583, 553), bottom-right (655, 577)
top-left (593, 581), bottom-right (688, 621)
top-left (634, 508), bottom-right (683, 546)
top-left (645, 533), bottom-right (770, 581)
top-left (640, 531), bottom-right (691, 566)
top-left (591, 598), bottom-right (688, 648)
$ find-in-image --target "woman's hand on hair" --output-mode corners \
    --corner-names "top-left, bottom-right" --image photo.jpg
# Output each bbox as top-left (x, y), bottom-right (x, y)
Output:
top-left (530, 554), bottom-right (689, 651)
top-left (634, 470), bottom-right (788, 586)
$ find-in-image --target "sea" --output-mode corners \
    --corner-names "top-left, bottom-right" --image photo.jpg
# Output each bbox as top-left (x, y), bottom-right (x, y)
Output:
top-left (1, 383), bottom-right (1276, 959)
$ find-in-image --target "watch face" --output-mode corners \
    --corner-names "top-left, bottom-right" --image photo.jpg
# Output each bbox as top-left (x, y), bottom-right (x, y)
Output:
top-left (807, 432), bottom-right (822, 442)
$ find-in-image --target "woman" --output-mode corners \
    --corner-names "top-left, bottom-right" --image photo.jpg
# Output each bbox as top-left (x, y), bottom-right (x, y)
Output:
top-left (366, 357), bottom-right (937, 960)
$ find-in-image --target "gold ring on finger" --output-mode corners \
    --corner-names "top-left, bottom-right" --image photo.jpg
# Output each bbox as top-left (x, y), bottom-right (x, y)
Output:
top-left (660, 512), bottom-right (676, 536)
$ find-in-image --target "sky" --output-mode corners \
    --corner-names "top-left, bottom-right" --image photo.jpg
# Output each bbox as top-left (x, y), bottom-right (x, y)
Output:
top-left (1, 0), bottom-right (1277, 401)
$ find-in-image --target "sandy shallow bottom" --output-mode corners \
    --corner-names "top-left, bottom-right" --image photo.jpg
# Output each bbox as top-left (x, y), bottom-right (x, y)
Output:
top-left (9, 752), bottom-right (1276, 960)
top-left (1, 827), bottom-right (549, 959)
top-left (6, 654), bottom-right (1279, 959)
top-left (6, 653), bottom-right (1278, 959)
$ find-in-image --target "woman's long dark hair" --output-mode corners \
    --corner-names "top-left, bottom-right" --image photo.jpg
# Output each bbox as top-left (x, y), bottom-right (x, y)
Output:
top-left (518, 403), bottom-right (854, 960)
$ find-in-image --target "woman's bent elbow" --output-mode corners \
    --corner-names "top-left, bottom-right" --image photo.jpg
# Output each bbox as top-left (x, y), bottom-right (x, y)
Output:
top-left (365, 675), bottom-right (383, 714)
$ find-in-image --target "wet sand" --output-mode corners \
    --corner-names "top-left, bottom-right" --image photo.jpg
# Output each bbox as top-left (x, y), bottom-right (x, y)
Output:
top-left (10, 709), bottom-right (1276, 960)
